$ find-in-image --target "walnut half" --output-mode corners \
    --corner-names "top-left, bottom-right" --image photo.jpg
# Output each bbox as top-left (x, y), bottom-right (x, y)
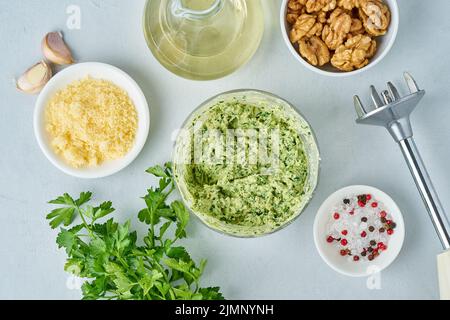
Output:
top-left (289, 14), bottom-right (323, 43)
top-left (287, 0), bottom-right (306, 25)
top-left (299, 36), bottom-right (331, 66)
top-left (349, 18), bottom-right (365, 38)
top-left (322, 8), bottom-right (352, 50)
top-left (305, 0), bottom-right (337, 13)
top-left (359, 0), bottom-right (391, 36)
top-left (331, 34), bottom-right (377, 71)
top-left (337, 0), bottom-right (359, 11)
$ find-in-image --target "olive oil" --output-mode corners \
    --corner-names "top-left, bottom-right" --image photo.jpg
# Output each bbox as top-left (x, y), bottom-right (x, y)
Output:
top-left (143, 0), bottom-right (264, 80)
top-left (181, 0), bottom-right (217, 11)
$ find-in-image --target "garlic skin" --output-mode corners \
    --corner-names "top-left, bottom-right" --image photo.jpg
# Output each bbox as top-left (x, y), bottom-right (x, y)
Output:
top-left (42, 32), bottom-right (74, 65)
top-left (16, 61), bottom-right (53, 94)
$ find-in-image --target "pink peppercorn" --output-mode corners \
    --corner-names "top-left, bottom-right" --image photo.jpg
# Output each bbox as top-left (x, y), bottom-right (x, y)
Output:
top-left (371, 202), bottom-right (378, 208)
top-left (380, 211), bottom-right (387, 218)
top-left (361, 231), bottom-right (367, 238)
top-left (333, 212), bottom-right (340, 220)
top-left (341, 230), bottom-right (348, 236)
top-left (366, 194), bottom-right (372, 201)
top-left (341, 239), bottom-right (348, 246)
top-left (327, 236), bottom-right (334, 243)
top-left (353, 256), bottom-right (360, 262)
top-left (387, 229), bottom-right (394, 235)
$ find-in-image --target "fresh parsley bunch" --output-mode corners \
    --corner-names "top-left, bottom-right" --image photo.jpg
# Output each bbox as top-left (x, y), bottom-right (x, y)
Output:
top-left (46, 163), bottom-right (223, 300)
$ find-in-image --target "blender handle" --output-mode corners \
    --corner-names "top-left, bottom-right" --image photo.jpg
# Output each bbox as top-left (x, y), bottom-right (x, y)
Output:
top-left (398, 137), bottom-right (450, 250)
top-left (399, 138), bottom-right (450, 300)
top-left (438, 250), bottom-right (450, 300)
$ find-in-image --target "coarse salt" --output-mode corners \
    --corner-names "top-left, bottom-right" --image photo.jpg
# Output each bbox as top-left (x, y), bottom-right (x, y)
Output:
top-left (326, 193), bottom-right (397, 262)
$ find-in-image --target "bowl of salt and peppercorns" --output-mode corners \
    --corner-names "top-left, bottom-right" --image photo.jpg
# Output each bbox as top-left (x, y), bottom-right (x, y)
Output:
top-left (280, 0), bottom-right (399, 76)
top-left (314, 186), bottom-right (405, 277)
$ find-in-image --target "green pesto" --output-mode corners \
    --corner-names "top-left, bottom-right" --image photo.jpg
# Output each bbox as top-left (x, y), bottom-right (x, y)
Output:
top-left (180, 99), bottom-right (309, 231)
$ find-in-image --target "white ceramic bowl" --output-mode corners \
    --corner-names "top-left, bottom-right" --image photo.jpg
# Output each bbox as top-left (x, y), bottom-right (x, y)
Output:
top-left (313, 185), bottom-right (405, 277)
top-left (280, 0), bottom-right (399, 77)
top-left (34, 62), bottom-right (150, 179)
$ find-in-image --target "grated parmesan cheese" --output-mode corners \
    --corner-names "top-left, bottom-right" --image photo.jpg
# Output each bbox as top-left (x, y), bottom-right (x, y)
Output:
top-left (45, 77), bottom-right (138, 168)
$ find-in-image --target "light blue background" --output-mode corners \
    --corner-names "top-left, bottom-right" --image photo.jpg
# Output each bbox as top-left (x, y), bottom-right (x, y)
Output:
top-left (1, 0), bottom-right (449, 299)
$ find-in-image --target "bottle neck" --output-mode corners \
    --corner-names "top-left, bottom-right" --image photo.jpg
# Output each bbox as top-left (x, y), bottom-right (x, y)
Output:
top-left (171, 0), bottom-right (224, 20)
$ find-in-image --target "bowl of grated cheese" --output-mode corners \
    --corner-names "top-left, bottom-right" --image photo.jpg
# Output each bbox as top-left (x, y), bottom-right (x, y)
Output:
top-left (34, 62), bottom-right (150, 179)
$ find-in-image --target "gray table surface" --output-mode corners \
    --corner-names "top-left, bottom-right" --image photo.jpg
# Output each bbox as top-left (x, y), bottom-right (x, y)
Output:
top-left (1, 0), bottom-right (450, 300)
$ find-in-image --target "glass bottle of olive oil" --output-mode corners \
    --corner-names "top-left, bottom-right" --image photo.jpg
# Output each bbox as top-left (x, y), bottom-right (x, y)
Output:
top-left (143, 0), bottom-right (264, 80)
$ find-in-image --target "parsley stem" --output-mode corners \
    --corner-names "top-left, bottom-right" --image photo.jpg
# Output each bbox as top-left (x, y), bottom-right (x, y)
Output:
top-left (144, 257), bottom-right (176, 300)
top-left (76, 204), bottom-right (94, 237)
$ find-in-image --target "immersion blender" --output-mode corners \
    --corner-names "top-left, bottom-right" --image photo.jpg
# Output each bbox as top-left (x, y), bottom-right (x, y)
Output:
top-left (354, 72), bottom-right (450, 299)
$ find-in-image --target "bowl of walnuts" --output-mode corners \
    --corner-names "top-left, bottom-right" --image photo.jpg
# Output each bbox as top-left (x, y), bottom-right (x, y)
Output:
top-left (281, 0), bottom-right (399, 76)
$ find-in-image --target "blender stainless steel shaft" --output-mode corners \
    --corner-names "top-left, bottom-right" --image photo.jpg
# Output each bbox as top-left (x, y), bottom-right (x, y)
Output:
top-left (354, 72), bottom-right (450, 299)
top-left (399, 138), bottom-right (450, 249)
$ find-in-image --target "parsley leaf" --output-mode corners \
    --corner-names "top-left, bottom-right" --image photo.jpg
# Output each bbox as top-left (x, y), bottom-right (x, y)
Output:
top-left (46, 206), bottom-right (76, 229)
top-left (93, 201), bottom-right (115, 221)
top-left (171, 201), bottom-right (189, 239)
top-left (199, 287), bottom-right (225, 300)
top-left (47, 192), bottom-right (93, 229)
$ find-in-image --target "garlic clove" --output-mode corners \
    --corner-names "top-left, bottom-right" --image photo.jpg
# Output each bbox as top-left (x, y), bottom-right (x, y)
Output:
top-left (16, 61), bottom-right (53, 94)
top-left (42, 31), bottom-right (74, 65)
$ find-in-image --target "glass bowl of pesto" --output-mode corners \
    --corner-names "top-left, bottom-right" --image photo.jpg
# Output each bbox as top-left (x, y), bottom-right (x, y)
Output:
top-left (173, 90), bottom-right (320, 237)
